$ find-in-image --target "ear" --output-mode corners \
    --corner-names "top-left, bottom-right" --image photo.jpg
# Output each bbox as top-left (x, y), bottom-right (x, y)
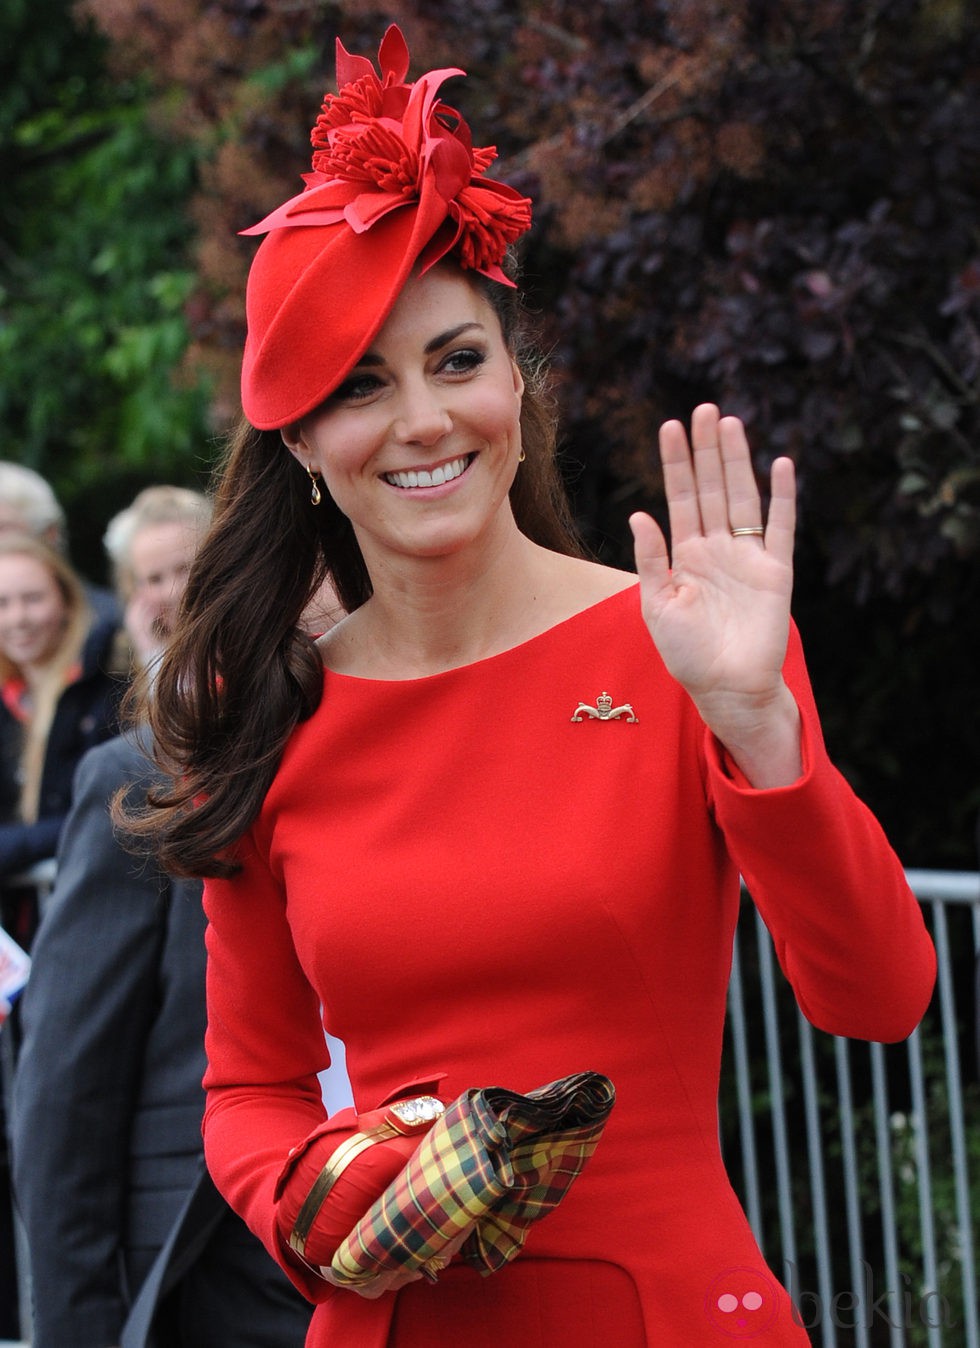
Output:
top-left (511, 359), bottom-right (525, 400)
top-left (280, 421), bottom-right (307, 465)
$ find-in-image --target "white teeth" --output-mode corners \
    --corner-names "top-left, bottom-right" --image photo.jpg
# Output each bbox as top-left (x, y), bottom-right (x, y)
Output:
top-left (385, 456), bottom-right (469, 490)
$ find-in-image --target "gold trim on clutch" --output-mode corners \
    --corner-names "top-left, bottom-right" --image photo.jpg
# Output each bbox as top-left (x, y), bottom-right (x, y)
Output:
top-left (287, 1095), bottom-right (446, 1260)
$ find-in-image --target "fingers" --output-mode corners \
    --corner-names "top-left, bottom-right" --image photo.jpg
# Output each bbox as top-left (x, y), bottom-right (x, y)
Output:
top-left (628, 510), bottom-right (669, 587)
top-left (689, 404), bottom-right (731, 535)
top-left (317, 1265), bottom-right (426, 1298)
top-left (658, 404), bottom-right (793, 544)
top-left (659, 404), bottom-right (738, 543)
top-left (658, 414), bottom-right (705, 544)
top-left (762, 456), bottom-right (796, 564)
top-left (717, 417), bottom-right (763, 533)
top-left (660, 404), bottom-right (748, 537)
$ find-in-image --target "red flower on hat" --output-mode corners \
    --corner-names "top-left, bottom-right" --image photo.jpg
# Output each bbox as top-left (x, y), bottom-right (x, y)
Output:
top-left (309, 23), bottom-right (412, 151)
top-left (241, 25), bottom-right (531, 286)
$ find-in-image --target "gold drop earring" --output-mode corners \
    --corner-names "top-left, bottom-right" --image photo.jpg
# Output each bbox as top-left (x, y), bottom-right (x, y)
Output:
top-left (307, 463), bottom-right (322, 506)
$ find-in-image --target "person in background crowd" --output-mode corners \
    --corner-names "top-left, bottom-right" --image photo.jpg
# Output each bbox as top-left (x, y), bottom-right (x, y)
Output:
top-left (103, 485), bottom-right (213, 671)
top-left (0, 530), bottom-right (123, 1337)
top-left (0, 461), bottom-right (119, 627)
top-left (0, 533), bottom-right (122, 892)
top-left (121, 27), bottom-right (936, 1348)
top-left (11, 484), bottom-right (315, 1348)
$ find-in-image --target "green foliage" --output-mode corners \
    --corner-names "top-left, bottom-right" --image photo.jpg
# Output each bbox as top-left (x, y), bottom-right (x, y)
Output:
top-left (0, 0), bottom-right (212, 580)
top-left (0, 0), bottom-right (102, 161)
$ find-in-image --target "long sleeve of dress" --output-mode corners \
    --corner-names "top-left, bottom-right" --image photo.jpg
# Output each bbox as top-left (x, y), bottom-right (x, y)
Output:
top-left (202, 831), bottom-right (336, 1303)
top-left (704, 624), bottom-right (936, 1042)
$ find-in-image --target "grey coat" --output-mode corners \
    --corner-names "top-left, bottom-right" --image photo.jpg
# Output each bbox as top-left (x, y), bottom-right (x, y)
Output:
top-left (10, 734), bottom-right (311, 1347)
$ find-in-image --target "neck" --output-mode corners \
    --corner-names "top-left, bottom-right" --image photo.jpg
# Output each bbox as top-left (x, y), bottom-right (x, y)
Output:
top-left (325, 525), bottom-right (567, 679)
top-left (22, 661), bottom-right (50, 693)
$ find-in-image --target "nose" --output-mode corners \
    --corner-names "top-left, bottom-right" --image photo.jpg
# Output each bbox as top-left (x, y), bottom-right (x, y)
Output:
top-left (391, 378), bottom-right (452, 446)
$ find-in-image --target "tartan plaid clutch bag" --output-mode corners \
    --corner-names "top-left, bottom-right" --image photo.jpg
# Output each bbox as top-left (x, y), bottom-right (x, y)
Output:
top-left (327, 1069), bottom-right (616, 1287)
top-left (276, 1076), bottom-right (449, 1268)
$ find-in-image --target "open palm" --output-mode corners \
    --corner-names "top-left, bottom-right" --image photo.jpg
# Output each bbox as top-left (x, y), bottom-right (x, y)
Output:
top-left (630, 405), bottom-right (796, 722)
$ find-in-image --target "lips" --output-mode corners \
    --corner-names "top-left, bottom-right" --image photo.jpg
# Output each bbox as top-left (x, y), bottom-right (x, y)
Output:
top-left (383, 454), bottom-right (473, 490)
top-left (5, 629), bottom-right (38, 648)
top-left (2, 630), bottom-right (45, 659)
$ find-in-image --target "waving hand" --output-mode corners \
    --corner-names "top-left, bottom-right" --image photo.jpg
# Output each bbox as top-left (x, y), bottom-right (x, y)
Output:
top-left (629, 404), bottom-right (802, 787)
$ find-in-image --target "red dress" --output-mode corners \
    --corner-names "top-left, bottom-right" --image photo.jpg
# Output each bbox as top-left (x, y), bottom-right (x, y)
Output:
top-left (202, 584), bottom-right (936, 1346)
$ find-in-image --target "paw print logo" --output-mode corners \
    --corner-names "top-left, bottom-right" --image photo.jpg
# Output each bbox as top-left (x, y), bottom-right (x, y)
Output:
top-left (704, 1267), bottom-right (779, 1338)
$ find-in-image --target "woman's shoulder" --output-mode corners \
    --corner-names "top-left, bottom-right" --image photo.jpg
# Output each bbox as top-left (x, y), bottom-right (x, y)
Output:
top-left (521, 553), bottom-right (638, 635)
top-left (551, 555), bottom-right (637, 605)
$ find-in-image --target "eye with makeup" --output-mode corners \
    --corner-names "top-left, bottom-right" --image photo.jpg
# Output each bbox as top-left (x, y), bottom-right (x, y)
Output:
top-left (331, 371), bottom-right (385, 404)
top-left (439, 346), bottom-right (487, 377)
top-left (331, 345), bottom-right (487, 405)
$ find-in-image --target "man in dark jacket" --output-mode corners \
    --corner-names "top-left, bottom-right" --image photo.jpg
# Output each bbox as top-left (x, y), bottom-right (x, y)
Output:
top-left (11, 735), bottom-right (312, 1346)
top-left (8, 487), bottom-right (313, 1346)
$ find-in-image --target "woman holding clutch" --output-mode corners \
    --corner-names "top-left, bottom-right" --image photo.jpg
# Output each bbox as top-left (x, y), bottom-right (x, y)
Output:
top-left (130, 26), bottom-right (936, 1347)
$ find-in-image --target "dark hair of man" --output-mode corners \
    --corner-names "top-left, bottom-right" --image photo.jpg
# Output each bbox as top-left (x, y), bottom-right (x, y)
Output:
top-left (124, 262), bottom-right (586, 879)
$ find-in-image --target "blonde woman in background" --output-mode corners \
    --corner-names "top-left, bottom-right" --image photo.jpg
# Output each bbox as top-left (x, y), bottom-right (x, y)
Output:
top-left (0, 460), bottom-right (120, 627)
top-left (0, 533), bottom-right (122, 903)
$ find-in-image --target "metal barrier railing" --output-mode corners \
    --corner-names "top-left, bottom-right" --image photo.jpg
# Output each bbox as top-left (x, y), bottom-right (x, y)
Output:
top-left (2, 865), bottom-right (977, 1345)
top-left (724, 870), bottom-right (980, 1347)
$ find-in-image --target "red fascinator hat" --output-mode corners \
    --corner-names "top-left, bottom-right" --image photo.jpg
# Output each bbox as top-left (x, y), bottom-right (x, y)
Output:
top-left (240, 25), bottom-right (533, 430)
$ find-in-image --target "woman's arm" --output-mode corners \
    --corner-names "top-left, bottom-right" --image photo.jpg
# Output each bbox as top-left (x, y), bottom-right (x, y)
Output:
top-left (706, 625), bottom-right (936, 1042)
top-left (202, 832), bottom-right (341, 1302)
top-left (630, 404), bottom-right (935, 1041)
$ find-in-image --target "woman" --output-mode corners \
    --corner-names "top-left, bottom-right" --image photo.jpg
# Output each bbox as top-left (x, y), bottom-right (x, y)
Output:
top-left (0, 533), bottom-right (121, 897)
top-left (132, 26), bottom-right (936, 1347)
top-left (103, 484), bottom-right (213, 671)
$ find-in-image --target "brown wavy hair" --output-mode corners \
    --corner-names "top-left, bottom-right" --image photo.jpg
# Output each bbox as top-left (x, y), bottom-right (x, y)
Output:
top-left (123, 266), bottom-right (586, 878)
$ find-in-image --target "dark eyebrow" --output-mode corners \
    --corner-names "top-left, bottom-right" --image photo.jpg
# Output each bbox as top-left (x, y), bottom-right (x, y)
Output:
top-left (425, 322), bottom-right (485, 354)
top-left (354, 322), bottom-right (486, 369)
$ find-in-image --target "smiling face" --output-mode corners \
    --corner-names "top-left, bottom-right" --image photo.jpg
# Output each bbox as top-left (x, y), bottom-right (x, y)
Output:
top-left (282, 264), bottom-right (525, 574)
top-left (0, 552), bottom-right (70, 672)
top-left (127, 520), bottom-right (201, 643)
